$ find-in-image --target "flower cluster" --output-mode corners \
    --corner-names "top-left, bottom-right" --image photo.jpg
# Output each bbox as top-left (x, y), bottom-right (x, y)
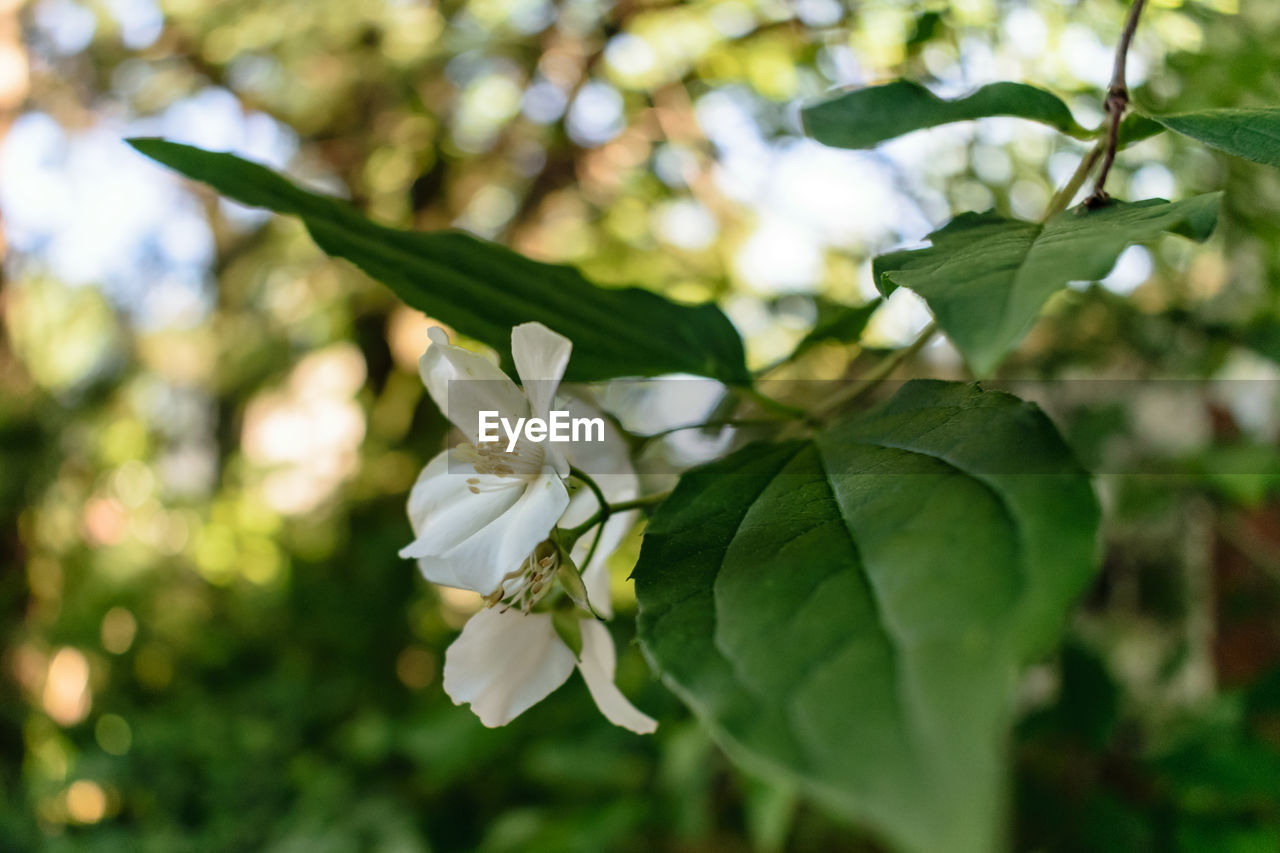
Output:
top-left (400, 322), bottom-right (656, 733)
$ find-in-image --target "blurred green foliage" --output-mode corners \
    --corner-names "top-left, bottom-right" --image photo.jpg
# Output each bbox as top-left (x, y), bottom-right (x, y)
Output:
top-left (3, 0), bottom-right (1280, 850)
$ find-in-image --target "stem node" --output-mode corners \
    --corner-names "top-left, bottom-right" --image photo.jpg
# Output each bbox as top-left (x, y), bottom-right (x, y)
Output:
top-left (1085, 0), bottom-right (1147, 206)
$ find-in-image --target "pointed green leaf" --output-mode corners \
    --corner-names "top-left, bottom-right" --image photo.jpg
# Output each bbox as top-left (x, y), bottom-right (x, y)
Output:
top-left (126, 138), bottom-right (749, 384)
top-left (634, 380), bottom-right (1099, 853)
top-left (1147, 108), bottom-right (1280, 168)
top-left (801, 80), bottom-right (1091, 149)
top-left (874, 194), bottom-right (1221, 375)
top-left (905, 11), bottom-right (944, 49)
top-left (792, 297), bottom-right (881, 357)
top-left (1117, 112), bottom-right (1166, 148)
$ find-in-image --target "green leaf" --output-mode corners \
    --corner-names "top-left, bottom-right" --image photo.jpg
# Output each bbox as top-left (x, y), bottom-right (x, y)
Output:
top-left (874, 194), bottom-right (1221, 375)
top-left (126, 139), bottom-right (749, 384)
top-left (905, 11), bottom-right (944, 49)
top-left (801, 80), bottom-right (1091, 149)
top-left (1147, 108), bottom-right (1280, 168)
top-left (1117, 113), bottom-right (1166, 149)
top-left (634, 380), bottom-right (1099, 853)
top-left (792, 297), bottom-right (881, 358)
top-left (1237, 315), bottom-right (1280, 367)
top-left (742, 776), bottom-right (800, 853)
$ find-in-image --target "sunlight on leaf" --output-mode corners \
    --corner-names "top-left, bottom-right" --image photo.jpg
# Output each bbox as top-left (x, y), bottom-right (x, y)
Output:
top-left (873, 194), bottom-right (1221, 375)
top-left (801, 80), bottom-right (1093, 149)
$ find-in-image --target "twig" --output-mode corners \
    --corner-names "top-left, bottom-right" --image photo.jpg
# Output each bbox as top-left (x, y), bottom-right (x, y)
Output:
top-left (608, 491), bottom-right (673, 514)
top-left (814, 322), bottom-right (938, 421)
top-left (635, 417), bottom-right (783, 449)
top-left (1043, 142), bottom-right (1103, 220)
top-left (1085, 0), bottom-right (1148, 208)
top-left (568, 467), bottom-right (609, 521)
top-left (562, 470), bottom-right (674, 542)
top-left (580, 520), bottom-right (606, 575)
top-left (740, 386), bottom-right (813, 422)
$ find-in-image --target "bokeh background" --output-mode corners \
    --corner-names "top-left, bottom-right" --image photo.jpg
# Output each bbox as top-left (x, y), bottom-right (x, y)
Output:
top-left (4, 0), bottom-right (1280, 850)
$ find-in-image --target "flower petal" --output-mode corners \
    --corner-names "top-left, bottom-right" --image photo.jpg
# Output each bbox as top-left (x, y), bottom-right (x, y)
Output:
top-left (443, 608), bottom-right (575, 727)
top-left (576, 620), bottom-right (657, 734)
top-left (511, 322), bottom-right (571, 423)
top-left (420, 328), bottom-right (528, 443)
top-left (558, 395), bottom-right (639, 617)
top-left (415, 469), bottom-right (569, 594)
top-left (399, 450), bottom-right (524, 561)
top-left (575, 511), bottom-right (635, 620)
top-left (554, 394), bottom-right (635, 493)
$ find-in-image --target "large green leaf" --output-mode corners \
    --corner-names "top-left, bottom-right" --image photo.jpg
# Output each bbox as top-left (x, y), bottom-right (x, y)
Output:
top-left (634, 380), bottom-right (1098, 853)
top-left (1147, 108), bottom-right (1280, 168)
top-left (127, 139), bottom-right (749, 383)
top-left (873, 194), bottom-right (1221, 376)
top-left (801, 80), bottom-right (1091, 149)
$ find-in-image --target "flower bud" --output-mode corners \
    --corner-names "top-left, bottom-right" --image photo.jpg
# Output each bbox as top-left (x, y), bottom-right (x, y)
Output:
top-left (554, 543), bottom-right (599, 617)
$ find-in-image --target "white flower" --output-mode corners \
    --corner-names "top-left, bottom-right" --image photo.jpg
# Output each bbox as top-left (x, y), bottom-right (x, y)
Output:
top-left (401, 322), bottom-right (655, 732)
top-left (443, 608), bottom-right (657, 733)
top-left (442, 443), bottom-right (657, 734)
top-left (399, 322), bottom-right (573, 599)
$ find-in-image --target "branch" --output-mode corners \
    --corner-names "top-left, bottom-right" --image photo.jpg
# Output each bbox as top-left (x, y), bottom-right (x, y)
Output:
top-left (813, 322), bottom-right (938, 421)
top-left (740, 386), bottom-right (813, 422)
top-left (563, 468), bottom-right (672, 542)
top-left (633, 417), bottom-right (784, 451)
top-left (1043, 142), bottom-right (1103, 220)
top-left (1085, 0), bottom-right (1148, 208)
top-left (608, 491), bottom-right (673, 514)
top-left (569, 467), bottom-right (609, 520)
